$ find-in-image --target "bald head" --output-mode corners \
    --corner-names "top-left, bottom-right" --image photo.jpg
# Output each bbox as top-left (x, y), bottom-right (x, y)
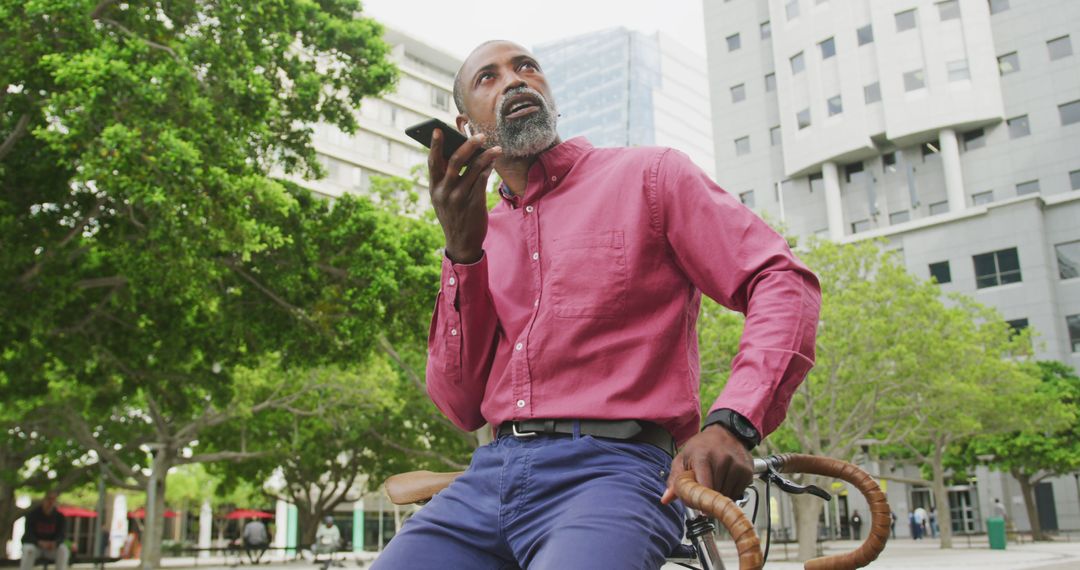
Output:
top-left (453, 40), bottom-right (530, 114)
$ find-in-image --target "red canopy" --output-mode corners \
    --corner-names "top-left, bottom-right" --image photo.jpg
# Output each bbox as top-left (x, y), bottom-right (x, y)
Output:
top-left (58, 505), bottom-right (97, 518)
top-left (128, 507), bottom-right (177, 519)
top-left (225, 509), bottom-right (273, 520)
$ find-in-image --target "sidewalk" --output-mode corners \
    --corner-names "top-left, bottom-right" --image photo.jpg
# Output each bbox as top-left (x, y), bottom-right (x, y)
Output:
top-left (83, 539), bottom-right (1080, 569)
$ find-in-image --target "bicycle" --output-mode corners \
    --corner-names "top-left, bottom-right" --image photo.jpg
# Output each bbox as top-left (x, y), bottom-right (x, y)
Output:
top-left (385, 452), bottom-right (890, 570)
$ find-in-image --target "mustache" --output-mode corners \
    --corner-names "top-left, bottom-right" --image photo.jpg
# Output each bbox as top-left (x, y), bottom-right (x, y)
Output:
top-left (497, 86), bottom-right (550, 117)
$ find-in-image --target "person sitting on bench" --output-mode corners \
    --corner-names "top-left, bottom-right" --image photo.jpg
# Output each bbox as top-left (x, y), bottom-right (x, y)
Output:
top-left (20, 491), bottom-right (69, 570)
top-left (312, 517), bottom-right (341, 568)
top-left (242, 519), bottom-right (269, 564)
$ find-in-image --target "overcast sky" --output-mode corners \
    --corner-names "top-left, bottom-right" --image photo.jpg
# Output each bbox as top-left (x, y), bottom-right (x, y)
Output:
top-left (361, 0), bottom-right (708, 61)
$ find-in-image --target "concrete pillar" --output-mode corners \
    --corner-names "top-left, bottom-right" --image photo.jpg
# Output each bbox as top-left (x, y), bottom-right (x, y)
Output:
top-left (940, 128), bottom-right (965, 213)
top-left (822, 161), bottom-right (844, 240)
top-left (108, 494), bottom-right (128, 559)
top-left (352, 499), bottom-right (364, 553)
top-left (274, 500), bottom-right (289, 559)
top-left (197, 500), bottom-right (211, 559)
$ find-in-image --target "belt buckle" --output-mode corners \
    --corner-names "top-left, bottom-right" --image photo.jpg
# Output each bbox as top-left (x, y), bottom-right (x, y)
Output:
top-left (511, 422), bottom-right (538, 438)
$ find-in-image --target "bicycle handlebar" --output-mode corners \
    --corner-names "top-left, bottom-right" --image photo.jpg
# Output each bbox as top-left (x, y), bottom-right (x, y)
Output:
top-left (767, 453), bottom-right (890, 570)
top-left (673, 469), bottom-right (764, 570)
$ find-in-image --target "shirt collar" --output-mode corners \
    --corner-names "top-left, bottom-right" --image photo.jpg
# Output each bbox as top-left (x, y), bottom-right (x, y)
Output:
top-left (499, 137), bottom-right (593, 207)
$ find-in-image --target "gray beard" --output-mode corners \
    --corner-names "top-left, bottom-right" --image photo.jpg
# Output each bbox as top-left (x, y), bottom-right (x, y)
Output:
top-left (480, 88), bottom-right (559, 158)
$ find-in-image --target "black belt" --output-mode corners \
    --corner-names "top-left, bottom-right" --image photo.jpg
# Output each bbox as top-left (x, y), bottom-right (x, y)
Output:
top-left (497, 419), bottom-right (676, 458)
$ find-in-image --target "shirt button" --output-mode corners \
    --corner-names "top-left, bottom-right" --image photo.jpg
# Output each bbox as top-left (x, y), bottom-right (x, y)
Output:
top-left (525, 205), bottom-right (534, 213)
top-left (450, 328), bottom-right (458, 336)
top-left (550, 176), bottom-right (557, 182)
top-left (516, 400), bottom-right (526, 408)
top-left (534, 298), bottom-right (539, 307)
top-left (515, 342), bottom-right (523, 351)
top-left (532, 252), bottom-right (539, 260)
top-left (448, 277), bottom-right (456, 285)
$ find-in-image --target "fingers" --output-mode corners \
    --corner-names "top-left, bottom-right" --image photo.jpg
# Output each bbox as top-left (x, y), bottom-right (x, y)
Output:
top-left (458, 146), bottom-right (502, 196)
top-left (443, 133), bottom-right (489, 185)
top-left (661, 454), bottom-right (687, 505)
top-left (427, 129), bottom-right (446, 184)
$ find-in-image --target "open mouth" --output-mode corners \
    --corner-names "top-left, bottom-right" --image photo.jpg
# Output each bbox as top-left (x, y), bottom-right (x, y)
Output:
top-left (502, 94), bottom-right (542, 119)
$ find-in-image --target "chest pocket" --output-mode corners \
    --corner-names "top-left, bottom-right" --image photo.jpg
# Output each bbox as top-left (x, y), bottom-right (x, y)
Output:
top-left (547, 230), bottom-right (628, 318)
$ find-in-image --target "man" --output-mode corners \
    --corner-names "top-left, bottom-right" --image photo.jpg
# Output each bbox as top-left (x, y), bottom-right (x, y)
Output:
top-left (20, 491), bottom-right (69, 570)
top-left (312, 516), bottom-right (341, 569)
top-left (374, 40), bottom-right (820, 569)
top-left (242, 518), bottom-right (269, 564)
top-left (851, 509), bottom-right (863, 541)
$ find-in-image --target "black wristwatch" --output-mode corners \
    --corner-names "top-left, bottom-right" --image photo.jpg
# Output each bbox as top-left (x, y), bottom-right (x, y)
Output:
top-left (703, 408), bottom-right (761, 450)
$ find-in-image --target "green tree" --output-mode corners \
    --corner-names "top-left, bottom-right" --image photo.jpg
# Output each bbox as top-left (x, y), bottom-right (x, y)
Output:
top-left (1, 1), bottom-right (400, 567)
top-left (967, 361), bottom-right (1080, 541)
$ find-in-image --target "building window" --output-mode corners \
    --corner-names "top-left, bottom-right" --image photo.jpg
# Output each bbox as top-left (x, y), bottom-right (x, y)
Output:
top-left (890, 210), bottom-right (911, 224)
top-left (904, 69), bottom-right (926, 91)
top-left (1007, 115), bottom-right (1031, 138)
top-left (820, 37), bottom-right (836, 59)
top-left (989, 0), bottom-right (1010, 14)
top-left (431, 89), bottom-right (450, 111)
top-left (1056, 240), bottom-right (1080, 279)
top-left (765, 72), bottom-right (776, 92)
top-left (797, 108), bottom-right (811, 129)
top-left (998, 52), bottom-right (1020, 75)
top-left (972, 190), bottom-right (994, 205)
top-left (1068, 314), bottom-right (1080, 352)
top-left (896, 9), bottom-right (917, 32)
top-left (929, 200), bottom-right (949, 215)
top-left (739, 190), bottom-right (756, 208)
top-left (922, 140), bottom-right (940, 160)
top-left (857, 24), bottom-right (874, 46)
top-left (809, 173), bottom-right (824, 193)
top-left (851, 219), bottom-right (871, 234)
top-left (974, 248), bottom-right (1022, 288)
top-left (937, 0), bottom-right (961, 21)
top-left (844, 161), bottom-right (864, 183)
top-left (1016, 180), bottom-right (1040, 195)
top-left (1070, 169), bottom-right (1080, 190)
top-left (947, 59), bottom-right (970, 81)
top-left (827, 95), bottom-right (843, 116)
top-left (962, 129), bottom-right (986, 151)
top-left (727, 33), bottom-right (741, 52)
top-left (864, 82), bottom-right (881, 103)
top-left (1060, 100), bottom-right (1080, 126)
top-left (761, 21), bottom-right (772, 40)
top-left (929, 261), bottom-right (952, 284)
top-left (735, 136), bottom-right (751, 156)
top-left (883, 152), bottom-right (897, 172)
top-left (791, 52), bottom-right (806, 74)
top-left (1006, 318), bottom-right (1029, 339)
top-left (1048, 35), bottom-right (1073, 61)
top-left (770, 125), bottom-right (782, 146)
top-left (786, 0), bottom-right (800, 21)
top-left (731, 83), bottom-right (746, 103)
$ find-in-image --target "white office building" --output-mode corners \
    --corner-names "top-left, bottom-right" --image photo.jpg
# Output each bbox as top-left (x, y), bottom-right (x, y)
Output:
top-left (302, 28), bottom-right (460, 201)
top-left (704, 0), bottom-right (1080, 538)
top-left (534, 28), bottom-right (717, 178)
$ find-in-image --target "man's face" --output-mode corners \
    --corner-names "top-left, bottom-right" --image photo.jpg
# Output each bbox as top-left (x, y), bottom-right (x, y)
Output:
top-left (457, 41), bottom-right (559, 158)
top-left (42, 492), bottom-right (58, 512)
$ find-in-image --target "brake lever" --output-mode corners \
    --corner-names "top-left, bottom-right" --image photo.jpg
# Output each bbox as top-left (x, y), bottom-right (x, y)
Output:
top-left (759, 467), bottom-right (832, 501)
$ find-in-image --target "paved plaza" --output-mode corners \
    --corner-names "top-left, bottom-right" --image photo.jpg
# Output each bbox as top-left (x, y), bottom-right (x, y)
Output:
top-left (71, 537), bottom-right (1080, 570)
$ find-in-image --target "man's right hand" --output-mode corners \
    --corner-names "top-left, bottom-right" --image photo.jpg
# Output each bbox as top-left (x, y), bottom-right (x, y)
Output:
top-left (428, 129), bottom-right (501, 264)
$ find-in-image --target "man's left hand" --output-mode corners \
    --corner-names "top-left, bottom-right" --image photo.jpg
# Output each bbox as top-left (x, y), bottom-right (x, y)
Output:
top-left (660, 424), bottom-right (754, 504)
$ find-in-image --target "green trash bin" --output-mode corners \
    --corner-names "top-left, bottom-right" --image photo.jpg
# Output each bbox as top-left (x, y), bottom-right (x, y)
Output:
top-left (987, 517), bottom-right (1007, 550)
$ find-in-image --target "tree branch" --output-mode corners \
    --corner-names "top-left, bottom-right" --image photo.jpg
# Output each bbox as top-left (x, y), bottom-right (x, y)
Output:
top-left (96, 17), bottom-right (181, 63)
top-left (366, 430), bottom-right (468, 470)
top-left (0, 113), bottom-right (31, 162)
top-left (176, 451), bottom-right (270, 465)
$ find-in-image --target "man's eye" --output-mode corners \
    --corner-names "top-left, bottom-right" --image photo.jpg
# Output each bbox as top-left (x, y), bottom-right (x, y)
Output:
top-left (477, 73), bottom-right (494, 84)
top-left (521, 62), bottom-right (538, 71)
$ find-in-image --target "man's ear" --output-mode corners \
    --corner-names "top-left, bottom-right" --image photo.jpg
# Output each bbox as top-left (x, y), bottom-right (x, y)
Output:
top-left (456, 115), bottom-right (470, 135)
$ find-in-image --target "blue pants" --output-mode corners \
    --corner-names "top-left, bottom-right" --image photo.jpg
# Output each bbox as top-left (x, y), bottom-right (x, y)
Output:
top-left (373, 430), bottom-right (686, 569)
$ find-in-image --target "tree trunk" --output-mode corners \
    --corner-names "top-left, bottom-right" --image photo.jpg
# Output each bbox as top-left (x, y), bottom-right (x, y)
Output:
top-left (0, 480), bottom-right (19, 558)
top-left (792, 492), bottom-right (824, 562)
top-left (1013, 470), bottom-right (1047, 541)
top-left (930, 447), bottom-right (953, 548)
top-left (296, 504), bottom-right (319, 548)
top-left (140, 449), bottom-right (172, 569)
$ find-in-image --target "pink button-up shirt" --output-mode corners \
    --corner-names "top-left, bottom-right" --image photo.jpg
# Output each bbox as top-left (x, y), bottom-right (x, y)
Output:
top-left (426, 138), bottom-right (820, 446)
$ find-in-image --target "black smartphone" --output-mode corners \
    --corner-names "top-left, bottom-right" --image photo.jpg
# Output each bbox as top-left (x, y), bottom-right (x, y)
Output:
top-left (405, 118), bottom-right (469, 160)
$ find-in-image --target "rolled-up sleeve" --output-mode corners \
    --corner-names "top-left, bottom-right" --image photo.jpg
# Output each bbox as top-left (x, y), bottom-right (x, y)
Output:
top-left (425, 253), bottom-right (499, 431)
top-left (654, 150), bottom-right (821, 437)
